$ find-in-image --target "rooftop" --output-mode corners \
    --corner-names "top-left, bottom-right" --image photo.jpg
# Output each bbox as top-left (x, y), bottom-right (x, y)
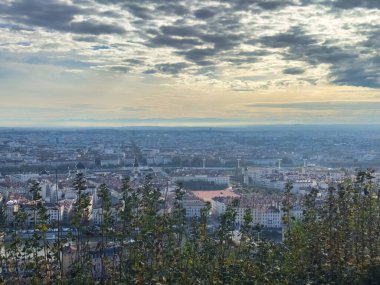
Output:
top-left (192, 188), bottom-right (239, 202)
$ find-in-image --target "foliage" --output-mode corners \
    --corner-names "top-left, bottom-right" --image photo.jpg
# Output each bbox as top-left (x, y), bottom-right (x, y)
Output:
top-left (68, 172), bottom-right (93, 283)
top-left (0, 170), bottom-right (379, 284)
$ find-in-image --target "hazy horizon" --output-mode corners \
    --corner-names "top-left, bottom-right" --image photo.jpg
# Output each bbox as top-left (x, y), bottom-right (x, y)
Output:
top-left (1, 123), bottom-right (380, 131)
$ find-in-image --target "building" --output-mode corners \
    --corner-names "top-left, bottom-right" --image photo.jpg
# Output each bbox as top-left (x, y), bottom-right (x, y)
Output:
top-left (8, 173), bottom-right (39, 183)
top-left (210, 195), bottom-right (292, 229)
top-left (46, 203), bottom-right (64, 225)
top-left (91, 207), bottom-right (103, 225)
top-left (173, 175), bottom-right (230, 185)
top-left (100, 155), bottom-right (120, 167)
top-left (91, 207), bottom-right (118, 226)
top-left (260, 206), bottom-right (282, 228)
top-left (5, 200), bottom-right (18, 224)
top-left (181, 194), bottom-right (206, 218)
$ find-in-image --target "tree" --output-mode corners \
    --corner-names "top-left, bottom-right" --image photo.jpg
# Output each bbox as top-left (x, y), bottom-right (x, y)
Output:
top-left (69, 172), bottom-right (92, 283)
top-left (97, 183), bottom-right (113, 284)
top-left (117, 177), bottom-right (137, 283)
top-left (0, 170), bottom-right (379, 284)
top-left (28, 181), bottom-right (50, 284)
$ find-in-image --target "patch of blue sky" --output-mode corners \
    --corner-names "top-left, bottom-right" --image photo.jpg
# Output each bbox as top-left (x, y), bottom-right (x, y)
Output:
top-left (24, 55), bottom-right (92, 69)
top-left (91, 45), bottom-right (111, 50)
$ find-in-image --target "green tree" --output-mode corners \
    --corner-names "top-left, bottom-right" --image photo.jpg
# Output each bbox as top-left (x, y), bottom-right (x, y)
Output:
top-left (69, 173), bottom-right (92, 283)
top-left (27, 181), bottom-right (50, 284)
top-left (97, 183), bottom-right (113, 284)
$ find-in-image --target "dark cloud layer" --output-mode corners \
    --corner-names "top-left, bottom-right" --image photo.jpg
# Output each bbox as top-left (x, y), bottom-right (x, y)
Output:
top-left (260, 27), bottom-right (380, 88)
top-left (1, 0), bottom-right (379, 89)
top-left (363, 27), bottom-right (380, 49)
top-left (123, 3), bottom-right (153, 20)
top-left (149, 35), bottom-right (203, 49)
top-left (155, 62), bottom-right (189, 74)
top-left (0, 0), bottom-right (126, 35)
top-left (220, 0), bottom-right (297, 10)
top-left (260, 27), bottom-right (316, 48)
top-left (70, 21), bottom-right (126, 35)
top-left (283, 67), bottom-right (305, 75)
top-left (330, 0), bottom-right (380, 9)
top-left (156, 3), bottom-right (189, 15)
top-left (177, 48), bottom-right (219, 64)
top-left (302, 0), bottom-right (380, 9)
top-left (194, 7), bottom-right (218, 19)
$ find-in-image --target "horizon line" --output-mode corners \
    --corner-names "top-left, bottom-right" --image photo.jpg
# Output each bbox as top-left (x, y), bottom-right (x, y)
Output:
top-left (1, 123), bottom-right (380, 130)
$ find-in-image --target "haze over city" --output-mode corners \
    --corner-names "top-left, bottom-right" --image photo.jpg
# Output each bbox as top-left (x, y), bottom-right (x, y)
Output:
top-left (1, 0), bottom-right (380, 127)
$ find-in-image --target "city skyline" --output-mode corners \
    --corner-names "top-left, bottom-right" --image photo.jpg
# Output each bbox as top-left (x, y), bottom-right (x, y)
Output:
top-left (1, 0), bottom-right (380, 127)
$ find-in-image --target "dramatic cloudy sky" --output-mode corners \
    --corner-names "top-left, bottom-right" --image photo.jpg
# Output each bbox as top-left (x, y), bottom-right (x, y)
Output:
top-left (0, 0), bottom-right (380, 127)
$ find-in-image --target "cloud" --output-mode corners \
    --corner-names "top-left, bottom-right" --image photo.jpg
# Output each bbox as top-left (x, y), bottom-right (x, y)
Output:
top-left (283, 68), bottom-right (305, 75)
top-left (91, 45), bottom-right (111, 50)
top-left (260, 27), bottom-right (316, 48)
top-left (1, 0), bottom-right (379, 96)
top-left (200, 33), bottom-right (243, 50)
top-left (160, 25), bottom-right (202, 38)
top-left (149, 35), bottom-right (203, 49)
top-left (72, 35), bottom-right (99, 42)
top-left (331, 66), bottom-right (380, 88)
top-left (156, 3), bottom-right (189, 15)
top-left (123, 3), bottom-right (153, 19)
top-left (260, 27), bottom-right (380, 88)
top-left (248, 101), bottom-right (380, 110)
top-left (224, 50), bottom-right (270, 65)
top-left (177, 48), bottom-right (218, 64)
top-left (362, 26), bottom-right (380, 49)
top-left (194, 7), bottom-right (218, 19)
top-left (147, 19), bottom-right (245, 67)
top-left (143, 69), bottom-right (157, 74)
top-left (331, 0), bottom-right (380, 9)
top-left (301, 0), bottom-right (380, 9)
top-left (123, 59), bottom-right (145, 66)
top-left (220, 0), bottom-right (297, 10)
top-left (70, 21), bottom-right (126, 35)
top-left (109, 65), bottom-right (130, 73)
top-left (155, 63), bottom-right (189, 75)
top-left (260, 27), bottom-right (357, 66)
top-left (0, 0), bottom-right (80, 28)
top-left (255, 0), bottom-right (296, 10)
top-left (0, 0), bottom-right (126, 35)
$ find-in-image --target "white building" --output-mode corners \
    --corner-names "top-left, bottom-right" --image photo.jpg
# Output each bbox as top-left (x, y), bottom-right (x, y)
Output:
top-left (46, 203), bottom-right (64, 225)
top-left (260, 207), bottom-right (282, 228)
top-left (100, 155), bottom-right (120, 167)
top-left (173, 175), bottom-right (230, 185)
top-left (211, 198), bottom-right (227, 216)
top-left (291, 205), bottom-right (304, 221)
top-left (40, 181), bottom-right (54, 202)
top-left (8, 173), bottom-right (39, 183)
top-left (90, 207), bottom-right (118, 225)
top-left (181, 194), bottom-right (206, 218)
top-left (5, 200), bottom-right (18, 224)
top-left (91, 207), bottom-right (103, 225)
top-left (211, 196), bottom-right (299, 229)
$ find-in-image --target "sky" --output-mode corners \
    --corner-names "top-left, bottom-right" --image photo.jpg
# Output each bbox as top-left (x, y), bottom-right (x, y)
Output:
top-left (0, 0), bottom-right (379, 127)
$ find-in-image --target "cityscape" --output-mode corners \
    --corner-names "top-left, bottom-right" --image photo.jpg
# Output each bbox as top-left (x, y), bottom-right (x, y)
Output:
top-left (1, 126), bottom-right (380, 282)
top-left (1, 0), bottom-right (380, 283)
